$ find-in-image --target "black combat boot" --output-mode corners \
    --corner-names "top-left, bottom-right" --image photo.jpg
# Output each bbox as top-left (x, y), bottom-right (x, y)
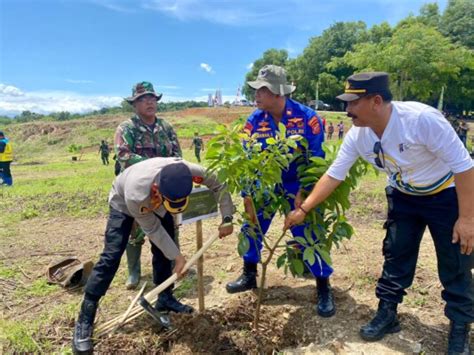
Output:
top-left (72, 297), bottom-right (98, 354)
top-left (447, 321), bottom-right (472, 355)
top-left (360, 300), bottom-right (401, 341)
top-left (226, 262), bottom-right (257, 294)
top-left (316, 277), bottom-right (336, 317)
top-left (155, 288), bottom-right (194, 314)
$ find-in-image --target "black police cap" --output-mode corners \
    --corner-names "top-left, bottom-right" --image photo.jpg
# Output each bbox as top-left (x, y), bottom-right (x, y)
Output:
top-left (157, 162), bottom-right (193, 213)
top-left (337, 72), bottom-right (391, 102)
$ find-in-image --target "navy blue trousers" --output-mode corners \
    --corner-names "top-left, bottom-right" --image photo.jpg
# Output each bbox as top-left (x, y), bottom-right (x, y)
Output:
top-left (377, 187), bottom-right (473, 323)
top-left (242, 181), bottom-right (333, 278)
top-left (85, 207), bottom-right (176, 299)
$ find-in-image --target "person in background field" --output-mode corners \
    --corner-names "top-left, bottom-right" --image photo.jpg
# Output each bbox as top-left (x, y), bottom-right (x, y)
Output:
top-left (225, 65), bottom-right (336, 318)
top-left (284, 72), bottom-right (473, 354)
top-left (72, 157), bottom-right (235, 354)
top-left (190, 131), bottom-right (204, 163)
top-left (98, 140), bottom-right (110, 165)
top-left (337, 120), bottom-right (345, 139)
top-left (115, 81), bottom-right (182, 290)
top-left (457, 120), bottom-right (469, 148)
top-left (0, 131), bottom-right (13, 186)
top-left (327, 122), bottom-right (335, 140)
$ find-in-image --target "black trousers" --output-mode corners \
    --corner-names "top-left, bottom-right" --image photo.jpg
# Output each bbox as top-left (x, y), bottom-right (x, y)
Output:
top-left (376, 186), bottom-right (474, 323)
top-left (0, 161), bottom-right (12, 178)
top-left (85, 207), bottom-right (176, 299)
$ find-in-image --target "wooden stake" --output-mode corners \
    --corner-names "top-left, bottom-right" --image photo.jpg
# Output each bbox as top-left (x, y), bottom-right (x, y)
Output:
top-left (196, 220), bottom-right (204, 312)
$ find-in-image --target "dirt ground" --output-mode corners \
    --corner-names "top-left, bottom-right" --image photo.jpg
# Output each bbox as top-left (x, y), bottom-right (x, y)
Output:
top-left (1, 205), bottom-right (467, 354)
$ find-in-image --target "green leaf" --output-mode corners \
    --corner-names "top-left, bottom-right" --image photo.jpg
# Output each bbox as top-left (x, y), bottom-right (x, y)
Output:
top-left (294, 237), bottom-right (308, 246)
top-left (237, 237), bottom-right (250, 256)
top-left (291, 258), bottom-right (304, 276)
top-left (314, 244), bottom-right (332, 266)
top-left (276, 253), bottom-right (286, 269)
top-left (303, 247), bottom-right (316, 266)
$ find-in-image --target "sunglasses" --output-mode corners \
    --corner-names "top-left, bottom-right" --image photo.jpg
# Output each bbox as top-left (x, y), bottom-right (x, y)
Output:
top-left (373, 141), bottom-right (386, 169)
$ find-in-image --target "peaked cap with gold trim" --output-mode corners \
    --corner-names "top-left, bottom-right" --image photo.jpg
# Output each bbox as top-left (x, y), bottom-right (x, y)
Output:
top-left (336, 72), bottom-right (391, 102)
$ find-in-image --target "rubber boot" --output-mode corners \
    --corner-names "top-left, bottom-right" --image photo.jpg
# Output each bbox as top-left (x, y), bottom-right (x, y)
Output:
top-left (155, 288), bottom-right (194, 314)
top-left (447, 321), bottom-right (471, 355)
top-left (360, 300), bottom-right (401, 341)
top-left (3, 176), bottom-right (12, 186)
top-left (125, 243), bottom-right (141, 290)
top-left (226, 262), bottom-right (257, 294)
top-left (72, 297), bottom-right (98, 354)
top-left (316, 277), bottom-right (336, 317)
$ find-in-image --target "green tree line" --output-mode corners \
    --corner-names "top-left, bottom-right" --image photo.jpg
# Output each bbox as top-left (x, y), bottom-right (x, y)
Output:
top-left (243, 0), bottom-right (473, 113)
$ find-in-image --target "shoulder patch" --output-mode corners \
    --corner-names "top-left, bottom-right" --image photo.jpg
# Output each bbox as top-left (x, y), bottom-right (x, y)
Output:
top-left (243, 122), bottom-right (253, 135)
top-left (308, 116), bottom-right (321, 135)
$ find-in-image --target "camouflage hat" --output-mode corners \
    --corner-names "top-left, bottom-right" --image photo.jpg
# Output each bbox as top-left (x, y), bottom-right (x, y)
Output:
top-left (247, 65), bottom-right (296, 96)
top-left (126, 81), bottom-right (163, 103)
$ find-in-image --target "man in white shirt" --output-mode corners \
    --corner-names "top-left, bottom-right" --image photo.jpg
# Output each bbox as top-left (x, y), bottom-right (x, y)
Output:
top-left (284, 72), bottom-right (473, 354)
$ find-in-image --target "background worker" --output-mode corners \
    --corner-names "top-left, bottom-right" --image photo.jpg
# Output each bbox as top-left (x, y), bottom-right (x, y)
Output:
top-left (0, 130), bottom-right (13, 186)
top-left (98, 140), bottom-right (110, 165)
top-left (190, 131), bottom-right (204, 162)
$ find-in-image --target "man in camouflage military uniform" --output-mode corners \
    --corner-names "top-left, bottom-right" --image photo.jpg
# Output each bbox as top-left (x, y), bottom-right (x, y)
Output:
top-left (98, 140), bottom-right (110, 165)
top-left (115, 81), bottom-right (182, 289)
top-left (190, 131), bottom-right (204, 162)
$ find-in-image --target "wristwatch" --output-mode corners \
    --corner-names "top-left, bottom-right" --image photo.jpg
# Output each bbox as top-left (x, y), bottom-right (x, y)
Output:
top-left (222, 215), bottom-right (233, 224)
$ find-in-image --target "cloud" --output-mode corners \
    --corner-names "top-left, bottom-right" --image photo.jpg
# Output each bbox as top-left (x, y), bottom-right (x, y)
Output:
top-left (199, 87), bottom-right (230, 92)
top-left (142, 0), bottom-right (284, 26)
top-left (163, 94), bottom-right (236, 103)
top-left (246, 63), bottom-right (254, 70)
top-left (0, 84), bottom-right (122, 116)
top-left (88, 0), bottom-right (136, 13)
top-left (200, 63), bottom-right (214, 73)
top-left (66, 79), bottom-right (94, 84)
top-left (0, 84), bottom-right (24, 97)
top-left (156, 85), bottom-right (180, 89)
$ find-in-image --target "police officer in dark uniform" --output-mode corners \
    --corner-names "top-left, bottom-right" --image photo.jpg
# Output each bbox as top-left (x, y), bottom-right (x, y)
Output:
top-left (72, 158), bottom-right (234, 354)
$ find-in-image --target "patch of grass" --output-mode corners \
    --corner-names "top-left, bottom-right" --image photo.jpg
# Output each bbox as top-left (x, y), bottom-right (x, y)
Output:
top-left (215, 269), bottom-right (228, 281)
top-left (174, 274), bottom-right (197, 299)
top-left (171, 116), bottom-right (221, 138)
top-left (15, 279), bottom-right (60, 298)
top-left (0, 264), bottom-right (21, 279)
top-left (0, 301), bottom-right (79, 353)
top-left (0, 319), bottom-right (41, 353)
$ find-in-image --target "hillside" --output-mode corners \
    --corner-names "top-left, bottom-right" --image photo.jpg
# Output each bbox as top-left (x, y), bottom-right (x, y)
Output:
top-left (3, 107), bottom-right (347, 163)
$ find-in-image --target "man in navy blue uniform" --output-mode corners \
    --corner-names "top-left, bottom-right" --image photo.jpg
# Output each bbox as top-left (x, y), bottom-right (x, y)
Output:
top-left (225, 65), bottom-right (335, 317)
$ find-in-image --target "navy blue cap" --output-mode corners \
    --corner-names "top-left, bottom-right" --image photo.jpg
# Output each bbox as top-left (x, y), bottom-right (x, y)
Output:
top-left (337, 72), bottom-right (391, 102)
top-left (0, 131), bottom-right (4, 137)
top-left (157, 162), bottom-right (193, 213)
